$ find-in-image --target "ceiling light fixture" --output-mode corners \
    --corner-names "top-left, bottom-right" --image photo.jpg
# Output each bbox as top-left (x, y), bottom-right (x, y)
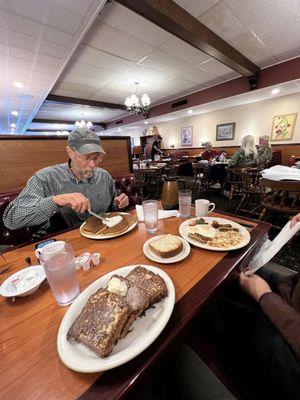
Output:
top-left (271, 88), bottom-right (280, 95)
top-left (144, 121), bottom-right (149, 124)
top-left (75, 120), bottom-right (93, 129)
top-left (10, 123), bottom-right (16, 128)
top-left (125, 82), bottom-right (150, 119)
top-left (188, 110), bottom-right (193, 114)
top-left (11, 110), bottom-right (19, 116)
top-left (14, 81), bottom-right (24, 88)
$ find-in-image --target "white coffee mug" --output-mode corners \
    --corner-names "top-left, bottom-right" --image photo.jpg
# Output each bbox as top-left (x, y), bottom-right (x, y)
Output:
top-left (35, 240), bottom-right (66, 261)
top-left (195, 199), bottom-right (215, 217)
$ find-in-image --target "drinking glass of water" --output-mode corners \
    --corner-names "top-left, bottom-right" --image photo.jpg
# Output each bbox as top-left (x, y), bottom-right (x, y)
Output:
top-left (178, 190), bottom-right (192, 218)
top-left (39, 242), bottom-right (80, 306)
top-left (142, 200), bottom-right (158, 233)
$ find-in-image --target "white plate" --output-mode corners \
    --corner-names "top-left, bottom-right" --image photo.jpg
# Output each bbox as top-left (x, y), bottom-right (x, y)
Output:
top-left (79, 212), bottom-right (137, 239)
top-left (0, 265), bottom-right (46, 297)
top-left (143, 235), bottom-right (190, 264)
top-left (57, 264), bottom-right (175, 373)
top-left (179, 217), bottom-right (251, 251)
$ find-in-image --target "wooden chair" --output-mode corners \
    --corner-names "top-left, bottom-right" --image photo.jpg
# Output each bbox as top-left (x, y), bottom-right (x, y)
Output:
top-left (192, 163), bottom-right (210, 193)
top-left (259, 178), bottom-right (300, 223)
top-left (225, 168), bottom-right (243, 201)
top-left (235, 167), bottom-right (263, 215)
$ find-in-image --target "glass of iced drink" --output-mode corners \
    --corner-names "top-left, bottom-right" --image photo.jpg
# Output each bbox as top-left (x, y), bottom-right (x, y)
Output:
top-left (39, 241), bottom-right (80, 306)
top-left (178, 190), bottom-right (192, 218)
top-left (142, 200), bottom-right (158, 233)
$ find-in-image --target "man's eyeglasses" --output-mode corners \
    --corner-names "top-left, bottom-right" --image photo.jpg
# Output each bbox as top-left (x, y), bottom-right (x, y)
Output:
top-left (79, 153), bottom-right (103, 164)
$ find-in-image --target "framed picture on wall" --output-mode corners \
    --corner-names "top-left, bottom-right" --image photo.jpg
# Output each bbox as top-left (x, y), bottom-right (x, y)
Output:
top-left (216, 122), bottom-right (235, 140)
top-left (271, 113), bottom-right (297, 141)
top-left (181, 126), bottom-right (193, 146)
top-left (216, 122), bottom-right (236, 141)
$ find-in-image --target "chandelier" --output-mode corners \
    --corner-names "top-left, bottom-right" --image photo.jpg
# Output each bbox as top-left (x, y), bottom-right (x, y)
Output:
top-left (125, 82), bottom-right (150, 118)
top-left (75, 120), bottom-right (93, 129)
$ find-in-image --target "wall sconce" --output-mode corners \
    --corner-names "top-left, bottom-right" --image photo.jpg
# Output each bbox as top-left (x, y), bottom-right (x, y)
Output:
top-left (169, 143), bottom-right (175, 148)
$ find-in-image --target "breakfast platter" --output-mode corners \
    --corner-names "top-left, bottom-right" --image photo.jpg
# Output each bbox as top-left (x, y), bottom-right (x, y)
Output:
top-left (179, 217), bottom-right (251, 251)
top-left (80, 212), bottom-right (137, 239)
top-left (57, 265), bottom-right (175, 372)
top-left (143, 234), bottom-right (191, 264)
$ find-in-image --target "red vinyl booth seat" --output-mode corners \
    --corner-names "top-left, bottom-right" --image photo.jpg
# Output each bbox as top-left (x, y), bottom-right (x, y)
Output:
top-left (0, 175), bottom-right (141, 247)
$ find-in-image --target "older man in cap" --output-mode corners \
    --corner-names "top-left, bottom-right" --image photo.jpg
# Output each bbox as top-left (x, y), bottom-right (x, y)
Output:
top-left (3, 128), bottom-right (129, 233)
top-left (257, 135), bottom-right (273, 166)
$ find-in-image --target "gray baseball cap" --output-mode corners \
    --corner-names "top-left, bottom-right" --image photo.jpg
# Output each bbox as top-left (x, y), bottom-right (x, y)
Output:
top-left (67, 128), bottom-right (106, 155)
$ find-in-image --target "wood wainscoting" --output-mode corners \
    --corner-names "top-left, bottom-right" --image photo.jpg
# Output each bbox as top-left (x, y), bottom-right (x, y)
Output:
top-left (164, 143), bottom-right (300, 166)
top-left (0, 136), bottom-right (132, 193)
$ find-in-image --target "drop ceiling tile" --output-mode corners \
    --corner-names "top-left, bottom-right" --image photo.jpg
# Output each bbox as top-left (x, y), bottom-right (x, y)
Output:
top-left (53, 81), bottom-right (99, 97)
top-left (10, 45), bottom-right (34, 60)
top-left (9, 13), bottom-right (42, 38)
top-left (0, 42), bottom-right (4, 54)
top-left (66, 60), bottom-right (118, 82)
top-left (159, 36), bottom-right (211, 66)
top-left (0, 27), bottom-right (4, 43)
top-left (230, 35), bottom-right (276, 65)
top-left (278, 16), bottom-right (300, 47)
top-left (224, 0), bottom-right (276, 36)
top-left (37, 53), bottom-right (60, 66)
top-left (48, 5), bottom-right (82, 34)
top-left (40, 40), bottom-right (65, 57)
top-left (10, 30), bottom-right (37, 51)
top-left (91, 88), bottom-right (127, 103)
top-left (60, 72), bottom-right (108, 90)
top-left (9, 0), bottom-right (49, 23)
top-left (259, 29), bottom-right (294, 57)
top-left (173, 0), bottom-right (219, 17)
top-left (99, 2), bottom-right (171, 47)
top-left (33, 62), bottom-right (55, 74)
top-left (199, 58), bottom-right (237, 77)
top-left (10, 56), bottom-right (32, 69)
top-left (55, 0), bottom-right (94, 17)
top-left (262, 0), bottom-right (300, 22)
top-left (43, 26), bottom-right (72, 47)
top-left (198, 1), bottom-right (252, 42)
top-left (74, 45), bottom-right (134, 72)
top-left (83, 22), bottom-right (154, 62)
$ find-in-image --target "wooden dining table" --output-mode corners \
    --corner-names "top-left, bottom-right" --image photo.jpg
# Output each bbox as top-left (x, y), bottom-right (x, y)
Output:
top-left (0, 210), bottom-right (270, 400)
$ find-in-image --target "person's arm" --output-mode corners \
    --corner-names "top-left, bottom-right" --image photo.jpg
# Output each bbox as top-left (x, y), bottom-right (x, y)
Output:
top-left (290, 213), bottom-right (300, 228)
top-left (260, 292), bottom-right (300, 358)
top-left (228, 151), bottom-right (240, 167)
top-left (240, 272), bottom-right (300, 358)
top-left (3, 175), bottom-right (59, 229)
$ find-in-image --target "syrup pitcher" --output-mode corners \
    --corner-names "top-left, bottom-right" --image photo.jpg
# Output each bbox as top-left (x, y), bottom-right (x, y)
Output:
top-left (161, 175), bottom-right (185, 210)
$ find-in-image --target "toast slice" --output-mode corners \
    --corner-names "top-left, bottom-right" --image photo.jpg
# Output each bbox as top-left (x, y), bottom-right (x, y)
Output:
top-left (67, 288), bottom-right (132, 357)
top-left (149, 234), bottom-right (183, 258)
top-left (126, 266), bottom-right (168, 306)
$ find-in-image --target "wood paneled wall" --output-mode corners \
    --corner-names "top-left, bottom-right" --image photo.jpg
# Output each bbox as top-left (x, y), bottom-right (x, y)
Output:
top-left (0, 136), bottom-right (132, 193)
top-left (163, 144), bottom-right (300, 166)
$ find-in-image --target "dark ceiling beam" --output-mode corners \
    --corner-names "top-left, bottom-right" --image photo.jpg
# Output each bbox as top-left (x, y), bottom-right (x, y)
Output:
top-left (115, 0), bottom-right (260, 78)
top-left (26, 129), bottom-right (71, 133)
top-left (32, 118), bottom-right (107, 129)
top-left (46, 94), bottom-right (127, 110)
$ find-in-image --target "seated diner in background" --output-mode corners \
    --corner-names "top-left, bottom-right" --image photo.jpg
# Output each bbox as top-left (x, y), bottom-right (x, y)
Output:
top-left (257, 134), bottom-right (273, 166)
top-left (3, 128), bottom-right (129, 233)
top-left (201, 141), bottom-right (218, 161)
top-left (228, 134), bottom-right (259, 168)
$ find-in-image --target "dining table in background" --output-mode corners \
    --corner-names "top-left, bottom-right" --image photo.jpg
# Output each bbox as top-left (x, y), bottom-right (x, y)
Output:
top-left (0, 210), bottom-right (270, 400)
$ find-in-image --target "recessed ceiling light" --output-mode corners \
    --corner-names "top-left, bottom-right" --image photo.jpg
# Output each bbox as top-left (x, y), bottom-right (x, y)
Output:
top-left (10, 123), bottom-right (16, 128)
top-left (271, 88), bottom-right (280, 95)
top-left (144, 121), bottom-right (149, 124)
top-left (118, 128), bottom-right (121, 132)
top-left (14, 81), bottom-right (24, 88)
top-left (11, 110), bottom-right (19, 116)
top-left (188, 110), bottom-right (193, 114)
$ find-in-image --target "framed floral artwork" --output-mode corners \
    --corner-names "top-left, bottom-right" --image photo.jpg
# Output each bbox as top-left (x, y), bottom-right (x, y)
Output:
top-left (271, 113), bottom-right (297, 141)
top-left (216, 122), bottom-right (236, 141)
top-left (181, 126), bottom-right (193, 146)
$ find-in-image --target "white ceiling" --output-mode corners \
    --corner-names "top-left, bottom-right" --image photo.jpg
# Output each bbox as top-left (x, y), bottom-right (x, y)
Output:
top-left (1, 0), bottom-right (300, 134)
top-left (0, 0), bottom-right (107, 134)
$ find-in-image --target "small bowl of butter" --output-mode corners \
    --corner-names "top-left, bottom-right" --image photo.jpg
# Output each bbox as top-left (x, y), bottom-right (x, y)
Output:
top-left (0, 265), bottom-right (46, 298)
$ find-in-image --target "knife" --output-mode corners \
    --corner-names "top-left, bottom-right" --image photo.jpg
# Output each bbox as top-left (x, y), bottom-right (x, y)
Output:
top-left (88, 210), bottom-right (108, 223)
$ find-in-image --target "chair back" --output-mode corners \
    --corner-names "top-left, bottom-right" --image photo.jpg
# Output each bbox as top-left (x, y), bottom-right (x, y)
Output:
top-left (259, 178), bottom-right (300, 214)
top-left (240, 167), bottom-right (262, 193)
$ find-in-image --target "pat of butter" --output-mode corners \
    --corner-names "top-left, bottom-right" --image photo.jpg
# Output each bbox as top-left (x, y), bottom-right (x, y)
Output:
top-left (108, 277), bottom-right (128, 296)
top-left (103, 215), bottom-right (123, 227)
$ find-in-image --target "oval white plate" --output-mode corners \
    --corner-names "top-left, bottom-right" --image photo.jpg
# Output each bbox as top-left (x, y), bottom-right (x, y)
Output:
top-left (143, 235), bottom-right (190, 264)
top-left (0, 265), bottom-right (46, 297)
top-left (57, 264), bottom-right (175, 373)
top-left (179, 217), bottom-right (251, 251)
top-left (79, 212), bottom-right (137, 239)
